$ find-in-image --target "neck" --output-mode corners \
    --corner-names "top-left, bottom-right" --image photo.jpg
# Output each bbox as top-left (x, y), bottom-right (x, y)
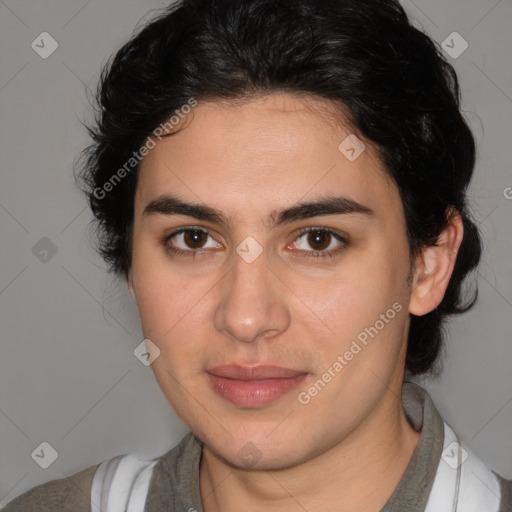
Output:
top-left (199, 382), bottom-right (421, 512)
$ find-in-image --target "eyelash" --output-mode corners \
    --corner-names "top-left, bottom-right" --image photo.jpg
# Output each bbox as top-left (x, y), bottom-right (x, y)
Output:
top-left (163, 227), bottom-right (349, 260)
top-left (290, 227), bottom-right (348, 259)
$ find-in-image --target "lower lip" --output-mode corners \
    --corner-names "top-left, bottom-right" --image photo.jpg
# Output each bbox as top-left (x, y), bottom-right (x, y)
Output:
top-left (206, 373), bottom-right (308, 407)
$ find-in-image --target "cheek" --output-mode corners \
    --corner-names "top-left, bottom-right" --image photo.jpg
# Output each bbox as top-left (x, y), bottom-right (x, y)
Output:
top-left (301, 256), bottom-right (393, 326)
top-left (131, 261), bottom-right (218, 378)
top-left (131, 257), bottom-right (191, 343)
top-left (132, 236), bottom-right (193, 322)
top-left (300, 246), bottom-right (409, 364)
top-left (136, 274), bottom-right (206, 340)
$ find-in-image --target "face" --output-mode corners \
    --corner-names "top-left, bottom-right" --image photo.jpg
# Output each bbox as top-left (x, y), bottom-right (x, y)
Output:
top-left (129, 92), bottom-right (415, 470)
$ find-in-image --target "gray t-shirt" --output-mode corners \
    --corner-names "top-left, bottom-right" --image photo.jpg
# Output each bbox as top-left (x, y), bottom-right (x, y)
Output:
top-left (2, 382), bottom-right (511, 511)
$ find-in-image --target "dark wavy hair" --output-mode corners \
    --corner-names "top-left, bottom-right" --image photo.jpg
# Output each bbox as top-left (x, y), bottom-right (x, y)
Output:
top-left (76, 0), bottom-right (483, 376)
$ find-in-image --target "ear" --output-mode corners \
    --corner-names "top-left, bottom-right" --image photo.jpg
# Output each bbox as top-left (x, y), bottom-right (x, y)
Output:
top-left (127, 269), bottom-right (137, 303)
top-left (409, 207), bottom-right (464, 316)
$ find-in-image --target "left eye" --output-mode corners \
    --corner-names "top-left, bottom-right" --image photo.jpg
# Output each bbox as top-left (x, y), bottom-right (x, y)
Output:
top-left (290, 228), bottom-right (347, 254)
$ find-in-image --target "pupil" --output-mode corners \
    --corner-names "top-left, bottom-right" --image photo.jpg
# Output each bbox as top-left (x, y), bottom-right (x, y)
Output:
top-left (308, 231), bottom-right (330, 250)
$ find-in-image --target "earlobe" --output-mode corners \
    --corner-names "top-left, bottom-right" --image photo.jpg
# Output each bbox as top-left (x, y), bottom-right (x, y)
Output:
top-left (127, 270), bottom-right (137, 303)
top-left (409, 208), bottom-right (464, 316)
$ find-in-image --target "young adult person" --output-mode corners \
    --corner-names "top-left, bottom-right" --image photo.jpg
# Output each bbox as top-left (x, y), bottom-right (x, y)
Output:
top-left (3, 0), bottom-right (511, 510)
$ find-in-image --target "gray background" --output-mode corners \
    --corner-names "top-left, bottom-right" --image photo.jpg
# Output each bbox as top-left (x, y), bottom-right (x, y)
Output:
top-left (0, 0), bottom-right (511, 505)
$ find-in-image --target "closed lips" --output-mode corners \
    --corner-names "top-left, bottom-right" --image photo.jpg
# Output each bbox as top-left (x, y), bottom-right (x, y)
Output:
top-left (206, 365), bottom-right (307, 380)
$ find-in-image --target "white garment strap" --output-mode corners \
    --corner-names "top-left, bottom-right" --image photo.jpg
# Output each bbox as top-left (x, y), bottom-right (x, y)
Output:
top-left (425, 422), bottom-right (501, 512)
top-left (90, 453), bottom-right (158, 512)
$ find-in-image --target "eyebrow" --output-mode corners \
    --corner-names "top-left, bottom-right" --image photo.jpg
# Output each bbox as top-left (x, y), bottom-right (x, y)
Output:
top-left (142, 194), bottom-right (375, 228)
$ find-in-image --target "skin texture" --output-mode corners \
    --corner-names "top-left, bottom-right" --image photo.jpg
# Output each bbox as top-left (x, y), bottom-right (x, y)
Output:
top-left (128, 92), bottom-right (463, 512)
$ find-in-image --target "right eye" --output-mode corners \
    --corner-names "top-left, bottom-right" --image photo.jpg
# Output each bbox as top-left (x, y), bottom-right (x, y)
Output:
top-left (164, 228), bottom-right (223, 257)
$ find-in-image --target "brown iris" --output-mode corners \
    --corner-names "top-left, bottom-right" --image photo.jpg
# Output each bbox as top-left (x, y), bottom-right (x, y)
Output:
top-left (306, 230), bottom-right (331, 251)
top-left (184, 230), bottom-right (208, 249)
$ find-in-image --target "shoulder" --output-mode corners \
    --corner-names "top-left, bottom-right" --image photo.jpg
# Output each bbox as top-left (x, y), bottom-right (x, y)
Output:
top-left (400, 382), bottom-right (512, 511)
top-left (1, 463), bottom-right (100, 512)
top-left (428, 420), bottom-right (512, 512)
top-left (145, 432), bottom-right (203, 510)
top-left (1, 434), bottom-right (202, 512)
top-left (495, 473), bottom-right (512, 512)
top-left (90, 452), bottom-right (160, 512)
top-left (91, 433), bottom-right (202, 511)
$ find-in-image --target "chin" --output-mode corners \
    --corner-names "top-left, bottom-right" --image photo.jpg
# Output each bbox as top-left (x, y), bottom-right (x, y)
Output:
top-left (202, 427), bottom-right (310, 470)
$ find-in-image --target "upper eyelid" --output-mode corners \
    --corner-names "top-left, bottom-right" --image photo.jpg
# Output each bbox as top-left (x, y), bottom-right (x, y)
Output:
top-left (167, 227), bottom-right (222, 246)
top-left (292, 228), bottom-right (348, 250)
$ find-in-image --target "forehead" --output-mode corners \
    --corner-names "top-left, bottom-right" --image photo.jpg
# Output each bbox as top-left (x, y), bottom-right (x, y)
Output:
top-left (136, 93), bottom-right (399, 222)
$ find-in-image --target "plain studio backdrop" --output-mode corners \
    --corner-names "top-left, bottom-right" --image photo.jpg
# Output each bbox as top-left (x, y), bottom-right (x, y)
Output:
top-left (0, 0), bottom-right (511, 505)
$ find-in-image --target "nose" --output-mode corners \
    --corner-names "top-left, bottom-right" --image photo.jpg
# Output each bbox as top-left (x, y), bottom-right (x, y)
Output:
top-left (213, 249), bottom-right (291, 343)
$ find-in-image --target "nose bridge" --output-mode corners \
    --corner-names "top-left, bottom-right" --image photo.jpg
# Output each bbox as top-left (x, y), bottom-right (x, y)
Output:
top-left (213, 246), bottom-right (290, 343)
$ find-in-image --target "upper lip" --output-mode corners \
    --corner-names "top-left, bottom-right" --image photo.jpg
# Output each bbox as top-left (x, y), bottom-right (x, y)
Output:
top-left (207, 365), bottom-right (307, 380)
